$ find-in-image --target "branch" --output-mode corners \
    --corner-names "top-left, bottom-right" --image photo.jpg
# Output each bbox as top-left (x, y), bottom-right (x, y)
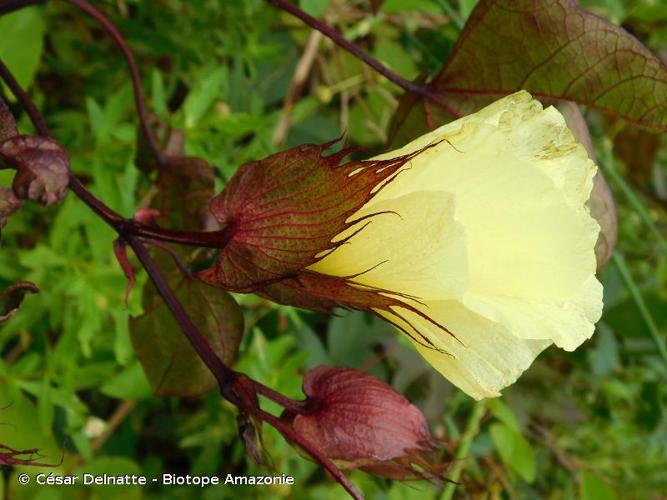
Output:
top-left (65, 0), bottom-right (164, 165)
top-left (0, 57), bottom-right (50, 136)
top-left (0, 40), bottom-right (360, 498)
top-left (0, 0), bottom-right (163, 165)
top-left (268, 0), bottom-right (431, 98)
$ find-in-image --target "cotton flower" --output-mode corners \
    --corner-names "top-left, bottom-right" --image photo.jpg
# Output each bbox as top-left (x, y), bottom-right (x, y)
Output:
top-left (201, 90), bottom-right (603, 400)
top-left (307, 91), bottom-right (603, 399)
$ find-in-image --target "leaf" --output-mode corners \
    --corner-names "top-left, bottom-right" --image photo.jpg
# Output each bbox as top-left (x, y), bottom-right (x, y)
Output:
top-left (0, 383), bottom-right (60, 468)
top-left (100, 362), bottom-right (153, 400)
top-left (134, 117), bottom-right (185, 174)
top-left (488, 399), bottom-right (520, 432)
top-left (0, 9), bottom-right (45, 90)
top-left (131, 271), bottom-right (244, 397)
top-left (389, 0), bottom-right (667, 147)
top-left (199, 140), bottom-right (423, 292)
top-left (489, 422), bottom-right (536, 483)
top-left (0, 281), bottom-right (38, 322)
top-left (0, 136), bottom-right (70, 205)
top-left (580, 470), bottom-right (618, 500)
top-left (153, 155), bottom-right (215, 231)
top-left (589, 324), bottom-right (619, 378)
top-left (131, 142), bottom-right (240, 397)
top-left (613, 126), bottom-right (662, 179)
top-left (0, 97), bottom-right (17, 142)
top-left (0, 187), bottom-right (21, 229)
top-left (298, 0), bottom-right (332, 18)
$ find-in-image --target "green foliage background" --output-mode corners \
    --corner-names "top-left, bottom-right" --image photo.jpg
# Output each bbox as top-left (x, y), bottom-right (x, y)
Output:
top-left (1, 0), bottom-right (666, 498)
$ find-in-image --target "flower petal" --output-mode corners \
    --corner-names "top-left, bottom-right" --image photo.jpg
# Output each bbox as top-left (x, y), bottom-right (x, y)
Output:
top-left (313, 91), bottom-right (602, 398)
top-left (378, 301), bottom-right (550, 399)
top-left (310, 191), bottom-right (468, 301)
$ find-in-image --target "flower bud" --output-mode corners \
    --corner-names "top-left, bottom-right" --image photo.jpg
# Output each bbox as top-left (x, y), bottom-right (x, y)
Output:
top-left (283, 366), bottom-right (442, 479)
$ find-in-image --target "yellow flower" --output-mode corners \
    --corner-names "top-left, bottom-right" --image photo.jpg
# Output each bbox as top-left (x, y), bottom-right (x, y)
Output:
top-left (308, 91), bottom-right (603, 399)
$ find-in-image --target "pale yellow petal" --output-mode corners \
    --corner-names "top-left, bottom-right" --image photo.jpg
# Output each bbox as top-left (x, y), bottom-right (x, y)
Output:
top-left (377, 301), bottom-right (550, 400)
top-left (311, 91), bottom-right (603, 399)
top-left (464, 274), bottom-right (603, 351)
top-left (310, 191), bottom-right (468, 300)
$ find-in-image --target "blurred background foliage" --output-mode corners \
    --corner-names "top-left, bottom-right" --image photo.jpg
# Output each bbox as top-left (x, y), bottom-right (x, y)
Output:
top-left (0, 0), bottom-right (666, 498)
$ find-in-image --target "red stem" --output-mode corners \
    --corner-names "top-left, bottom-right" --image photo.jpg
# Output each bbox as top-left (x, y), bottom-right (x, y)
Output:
top-left (0, 57), bottom-right (232, 248)
top-left (65, 0), bottom-right (164, 165)
top-left (0, 0), bottom-right (163, 165)
top-left (269, 0), bottom-right (430, 97)
top-left (125, 235), bottom-right (237, 392)
top-left (0, 5), bottom-right (361, 497)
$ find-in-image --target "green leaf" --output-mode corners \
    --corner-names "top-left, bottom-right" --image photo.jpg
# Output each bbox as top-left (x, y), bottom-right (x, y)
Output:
top-left (580, 471), bottom-right (618, 500)
top-left (0, 382), bottom-right (60, 468)
top-left (0, 9), bottom-right (45, 91)
top-left (100, 362), bottom-right (153, 399)
top-left (130, 274), bottom-right (244, 397)
top-left (389, 0), bottom-right (667, 147)
top-left (489, 422), bottom-right (536, 483)
top-left (184, 66), bottom-right (228, 128)
top-left (299, 0), bottom-right (331, 17)
top-left (589, 323), bottom-right (619, 378)
top-left (488, 399), bottom-right (520, 432)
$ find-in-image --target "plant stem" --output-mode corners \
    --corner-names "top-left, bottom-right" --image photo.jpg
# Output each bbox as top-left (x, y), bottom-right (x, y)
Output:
top-left (258, 407), bottom-right (362, 500)
top-left (0, 0), bottom-right (163, 165)
top-left (268, 0), bottom-right (430, 97)
top-left (0, 38), bottom-right (359, 500)
top-left (0, 57), bottom-right (50, 136)
top-left (65, 0), bottom-right (164, 166)
top-left (611, 252), bottom-right (667, 367)
top-left (125, 235), bottom-right (237, 391)
top-left (440, 400), bottom-right (487, 500)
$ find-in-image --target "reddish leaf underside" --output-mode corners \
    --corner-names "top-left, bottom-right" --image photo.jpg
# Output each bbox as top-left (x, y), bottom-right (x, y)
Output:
top-left (286, 366), bottom-right (442, 479)
top-left (130, 152), bottom-right (244, 397)
top-left (130, 273), bottom-right (244, 397)
top-left (0, 97), bottom-right (17, 142)
top-left (153, 156), bottom-right (216, 231)
top-left (389, 0), bottom-right (667, 147)
top-left (198, 141), bottom-right (423, 293)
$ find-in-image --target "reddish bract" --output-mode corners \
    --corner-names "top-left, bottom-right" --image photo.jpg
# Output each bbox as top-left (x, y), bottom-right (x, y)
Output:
top-left (198, 141), bottom-right (421, 292)
top-left (284, 366), bottom-right (445, 479)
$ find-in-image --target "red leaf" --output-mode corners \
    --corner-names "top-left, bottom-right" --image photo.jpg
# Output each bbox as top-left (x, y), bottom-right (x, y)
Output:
top-left (199, 141), bottom-right (423, 292)
top-left (0, 97), bottom-right (17, 142)
top-left (389, 0), bottom-right (667, 146)
top-left (0, 135), bottom-right (70, 205)
top-left (130, 274), bottom-right (244, 397)
top-left (0, 186), bottom-right (21, 228)
top-left (0, 281), bottom-right (38, 322)
top-left (153, 156), bottom-right (216, 231)
top-left (285, 366), bottom-right (444, 479)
